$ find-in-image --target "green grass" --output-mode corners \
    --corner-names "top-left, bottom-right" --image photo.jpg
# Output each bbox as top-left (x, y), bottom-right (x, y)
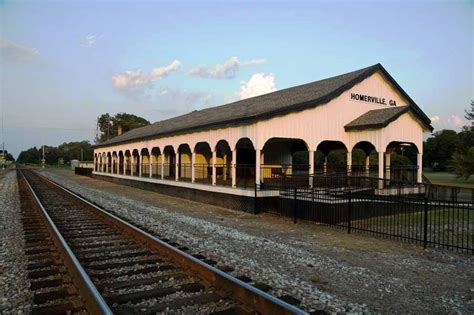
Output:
top-left (424, 171), bottom-right (474, 189)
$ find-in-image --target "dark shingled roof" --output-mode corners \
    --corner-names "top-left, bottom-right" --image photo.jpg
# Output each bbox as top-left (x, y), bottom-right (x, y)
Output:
top-left (94, 63), bottom-right (432, 148)
top-left (344, 106), bottom-right (411, 131)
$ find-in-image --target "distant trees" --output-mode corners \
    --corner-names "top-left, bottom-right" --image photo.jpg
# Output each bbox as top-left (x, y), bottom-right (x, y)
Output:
top-left (96, 113), bottom-right (150, 143)
top-left (424, 102), bottom-right (474, 179)
top-left (17, 141), bottom-right (93, 165)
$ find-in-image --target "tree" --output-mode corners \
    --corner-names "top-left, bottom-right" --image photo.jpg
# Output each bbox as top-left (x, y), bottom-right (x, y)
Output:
top-left (423, 129), bottom-right (460, 171)
top-left (450, 147), bottom-right (474, 179)
top-left (465, 100), bottom-right (473, 121)
top-left (95, 113), bottom-right (150, 143)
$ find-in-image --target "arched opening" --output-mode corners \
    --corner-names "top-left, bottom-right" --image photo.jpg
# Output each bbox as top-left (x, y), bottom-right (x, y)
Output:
top-left (215, 140), bottom-right (232, 186)
top-left (124, 150), bottom-right (131, 175)
top-left (140, 148), bottom-right (150, 177)
top-left (194, 142), bottom-right (212, 184)
top-left (118, 151), bottom-right (124, 175)
top-left (112, 151), bottom-right (118, 174)
top-left (385, 141), bottom-right (419, 182)
top-left (351, 141), bottom-right (378, 177)
top-left (150, 147), bottom-right (161, 178)
top-left (178, 144), bottom-right (192, 181)
top-left (235, 138), bottom-right (255, 188)
top-left (315, 141), bottom-right (348, 175)
top-left (94, 154), bottom-right (98, 171)
top-left (163, 146), bottom-right (175, 180)
top-left (261, 137), bottom-right (309, 186)
top-left (106, 152), bottom-right (112, 173)
top-left (132, 149), bottom-right (140, 176)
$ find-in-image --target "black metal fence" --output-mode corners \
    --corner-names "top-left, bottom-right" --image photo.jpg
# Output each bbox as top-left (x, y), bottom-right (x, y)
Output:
top-left (257, 175), bottom-right (473, 254)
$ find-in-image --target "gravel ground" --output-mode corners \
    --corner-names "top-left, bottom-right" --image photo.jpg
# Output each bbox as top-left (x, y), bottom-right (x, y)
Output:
top-left (40, 169), bottom-right (474, 314)
top-left (0, 169), bottom-right (32, 314)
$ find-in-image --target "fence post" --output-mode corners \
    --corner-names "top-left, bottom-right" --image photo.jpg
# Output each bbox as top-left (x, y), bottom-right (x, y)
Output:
top-left (423, 195), bottom-right (428, 249)
top-left (348, 189), bottom-right (352, 234)
top-left (293, 187), bottom-right (297, 224)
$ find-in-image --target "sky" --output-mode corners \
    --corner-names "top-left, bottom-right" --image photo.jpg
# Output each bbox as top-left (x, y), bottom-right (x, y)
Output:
top-left (1, 0), bottom-right (472, 158)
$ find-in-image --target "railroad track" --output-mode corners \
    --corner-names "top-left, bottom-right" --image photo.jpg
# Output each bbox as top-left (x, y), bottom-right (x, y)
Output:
top-left (18, 169), bottom-right (306, 314)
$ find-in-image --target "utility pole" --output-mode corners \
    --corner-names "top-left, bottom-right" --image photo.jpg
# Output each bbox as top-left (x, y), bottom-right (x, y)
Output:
top-left (81, 147), bottom-right (84, 161)
top-left (42, 145), bottom-right (45, 168)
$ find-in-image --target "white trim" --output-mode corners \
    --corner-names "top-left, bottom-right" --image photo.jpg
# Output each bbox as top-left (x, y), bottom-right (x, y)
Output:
top-left (92, 171), bottom-right (260, 197)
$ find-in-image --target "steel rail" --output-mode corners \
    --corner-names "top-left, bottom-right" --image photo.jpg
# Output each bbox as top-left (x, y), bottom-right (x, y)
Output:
top-left (33, 170), bottom-right (308, 315)
top-left (19, 170), bottom-right (112, 315)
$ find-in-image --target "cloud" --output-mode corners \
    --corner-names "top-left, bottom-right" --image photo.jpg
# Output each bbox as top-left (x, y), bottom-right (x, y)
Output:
top-left (112, 60), bottom-right (181, 93)
top-left (239, 73), bottom-right (277, 100)
top-left (429, 114), bottom-right (466, 130)
top-left (448, 115), bottom-right (463, 127)
top-left (80, 34), bottom-right (103, 48)
top-left (0, 38), bottom-right (38, 62)
top-left (430, 115), bottom-right (440, 123)
top-left (189, 56), bottom-right (265, 79)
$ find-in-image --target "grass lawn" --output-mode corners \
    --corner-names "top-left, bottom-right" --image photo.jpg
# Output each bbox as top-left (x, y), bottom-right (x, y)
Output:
top-left (424, 171), bottom-right (474, 189)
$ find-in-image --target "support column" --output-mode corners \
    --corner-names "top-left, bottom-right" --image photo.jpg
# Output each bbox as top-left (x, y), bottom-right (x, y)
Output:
top-left (223, 154), bottom-right (227, 181)
top-left (232, 149), bottom-right (237, 188)
top-left (309, 150), bottom-right (314, 187)
top-left (365, 155), bottom-right (370, 177)
top-left (138, 155), bottom-right (142, 177)
top-left (161, 155), bottom-right (164, 180)
top-left (378, 151), bottom-right (384, 189)
top-left (149, 156), bottom-right (153, 178)
top-left (255, 149), bottom-right (261, 188)
top-left (191, 152), bottom-right (196, 183)
top-left (105, 155), bottom-right (109, 173)
top-left (417, 153), bottom-right (423, 183)
top-left (385, 152), bottom-right (391, 180)
top-left (347, 151), bottom-right (352, 175)
top-left (175, 154), bottom-right (179, 181)
top-left (212, 151), bottom-right (217, 186)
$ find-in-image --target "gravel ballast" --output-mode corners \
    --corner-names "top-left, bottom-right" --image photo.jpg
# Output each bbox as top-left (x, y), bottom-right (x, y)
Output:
top-left (40, 169), bottom-right (473, 314)
top-left (0, 169), bottom-right (32, 314)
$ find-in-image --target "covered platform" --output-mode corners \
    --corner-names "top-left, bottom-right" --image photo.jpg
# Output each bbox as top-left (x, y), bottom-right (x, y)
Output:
top-left (93, 64), bottom-right (432, 195)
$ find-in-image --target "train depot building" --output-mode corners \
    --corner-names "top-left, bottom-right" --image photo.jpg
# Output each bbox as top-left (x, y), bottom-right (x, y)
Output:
top-left (92, 63), bottom-right (433, 209)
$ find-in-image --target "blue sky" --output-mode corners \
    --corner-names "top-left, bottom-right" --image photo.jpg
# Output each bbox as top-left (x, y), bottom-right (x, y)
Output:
top-left (1, 0), bottom-right (472, 157)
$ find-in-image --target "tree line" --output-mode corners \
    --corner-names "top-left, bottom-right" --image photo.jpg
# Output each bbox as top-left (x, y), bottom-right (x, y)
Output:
top-left (17, 141), bottom-right (94, 165)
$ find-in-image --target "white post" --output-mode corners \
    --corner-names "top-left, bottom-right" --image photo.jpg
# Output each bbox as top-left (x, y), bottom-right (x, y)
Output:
top-left (255, 149), bottom-right (261, 188)
top-left (138, 154), bottom-right (142, 177)
top-left (175, 155), bottom-right (179, 181)
top-left (309, 150), bottom-right (314, 187)
top-left (149, 155), bottom-right (153, 178)
top-left (212, 150), bottom-right (217, 185)
top-left (161, 155), bottom-right (164, 180)
top-left (347, 151), bottom-right (352, 175)
top-left (378, 151), bottom-right (384, 189)
top-left (105, 155), bottom-right (109, 173)
top-left (123, 156), bottom-right (127, 175)
top-left (232, 149), bottom-right (237, 188)
top-left (365, 155), bottom-right (370, 177)
top-left (417, 153), bottom-right (423, 183)
top-left (191, 151), bottom-right (196, 183)
top-left (385, 152), bottom-right (391, 180)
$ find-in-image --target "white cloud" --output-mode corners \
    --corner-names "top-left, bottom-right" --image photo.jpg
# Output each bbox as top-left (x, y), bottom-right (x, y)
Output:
top-left (239, 73), bottom-right (277, 100)
top-left (80, 34), bottom-right (103, 48)
top-left (449, 115), bottom-right (463, 127)
top-left (153, 87), bottom-right (213, 117)
top-left (430, 115), bottom-right (440, 123)
top-left (189, 56), bottom-right (265, 79)
top-left (0, 38), bottom-right (38, 62)
top-left (112, 60), bottom-right (181, 93)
